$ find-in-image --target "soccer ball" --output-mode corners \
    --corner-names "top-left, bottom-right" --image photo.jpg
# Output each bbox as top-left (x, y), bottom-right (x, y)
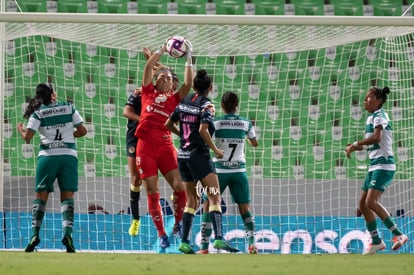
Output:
top-left (165, 36), bottom-right (188, 58)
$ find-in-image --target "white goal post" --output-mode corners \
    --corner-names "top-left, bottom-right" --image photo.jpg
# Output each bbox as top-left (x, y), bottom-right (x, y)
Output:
top-left (1, 11), bottom-right (414, 254)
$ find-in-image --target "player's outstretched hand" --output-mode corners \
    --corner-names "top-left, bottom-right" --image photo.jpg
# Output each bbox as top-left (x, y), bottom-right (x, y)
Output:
top-left (142, 47), bottom-right (152, 60)
top-left (184, 39), bottom-right (193, 54)
top-left (184, 39), bottom-right (193, 64)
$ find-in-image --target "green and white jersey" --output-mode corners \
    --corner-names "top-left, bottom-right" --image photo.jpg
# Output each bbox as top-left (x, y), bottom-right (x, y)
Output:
top-left (27, 102), bottom-right (84, 158)
top-left (365, 109), bottom-right (395, 172)
top-left (213, 114), bottom-right (256, 173)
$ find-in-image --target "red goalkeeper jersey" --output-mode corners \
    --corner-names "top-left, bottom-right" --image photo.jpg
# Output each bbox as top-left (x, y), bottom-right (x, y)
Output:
top-left (134, 82), bottom-right (181, 141)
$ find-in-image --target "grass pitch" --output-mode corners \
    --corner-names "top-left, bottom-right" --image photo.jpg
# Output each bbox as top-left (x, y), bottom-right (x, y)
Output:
top-left (0, 252), bottom-right (413, 275)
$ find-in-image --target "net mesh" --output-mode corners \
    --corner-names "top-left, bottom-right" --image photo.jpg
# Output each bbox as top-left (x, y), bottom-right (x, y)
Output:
top-left (1, 17), bottom-right (414, 253)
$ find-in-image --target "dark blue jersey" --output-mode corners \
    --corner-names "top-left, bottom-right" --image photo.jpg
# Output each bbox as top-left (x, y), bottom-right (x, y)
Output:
top-left (125, 92), bottom-right (142, 138)
top-left (170, 93), bottom-right (215, 159)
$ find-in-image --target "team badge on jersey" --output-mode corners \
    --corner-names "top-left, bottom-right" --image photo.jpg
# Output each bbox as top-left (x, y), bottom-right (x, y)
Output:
top-left (128, 146), bottom-right (135, 154)
top-left (155, 94), bottom-right (168, 103)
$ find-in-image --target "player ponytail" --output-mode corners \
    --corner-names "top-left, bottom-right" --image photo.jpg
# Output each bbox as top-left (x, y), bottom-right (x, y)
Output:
top-left (221, 91), bottom-right (239, 114)
top-left (370, 86), bottom-right (390, 107)
top-left (23, 83), bottom-right (54, 119)
top-left (193, 69), bottom-right (212, 96)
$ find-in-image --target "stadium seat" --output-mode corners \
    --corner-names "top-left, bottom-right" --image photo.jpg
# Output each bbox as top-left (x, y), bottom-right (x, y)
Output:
top-left (73, 43), bottom-right (108, 74)
top-left (127, 0), bottom-right (138, 13)
top-left (276, 70), bottom-right (306, 111)
top-left (324, 2), bottom-right (335, 15)
top-left (303, 95), bottom-right (328, 132)
top-left (4, 139), bottom-right (37, 176)
top-left (300, 57), bottom-right (331, 92)
top-left (3, 72), bottom-right (16, 104)
top-left (280, 113), bottom-right (308, 149)
top-left (5, 39), bottom-right (19, 58)
top-left (262, 136), bottom-right (292, 178)
top-left (326, 151), bottom-right (348, 179)
top-left (15, 36), bottom-right (44, 54)
top-left (303, 142), bottom-right (333, 179)
top-left (314, 45), bottom-right (350, 73)
top-left (245, 147), bottom-right (264, 173)
top-left (342, 100), bottom-right (365, 130)
top-left (368, 0), bottom-right (402, 16)
top-left (213, 56), bottom-right (244, 85)
top-left (336, 58), bottom-right (372, 92)
top-left (259, 65), bottom-right (282, 88)
top-left (14, 59), bottom-right (48, 97)
top-left (176, 0), bottom-right (208, 14)
top-left (53, 55), bottom-right (84, 94)
top-left (98, 86), bottom-right (124, 124)
top-left (115, 48), bottom-right (146, 78)
top-left (393, 132), bottom-right (413, 179)
top-left (345, 150), bottom-right (368, 179)
top-left (57, 0), bottom-right (89, 13)
top-left (274, 51), bottom-right (309, 73)
top-left (36, 37), bottom-right (67, 71)
top-left (97, 0), bottom-right (128, 13)
top-left (403, 0), bottom-right (414, 16)
top-left (101, 147), bottom-right (123, 176)
top-left (214, 0), bottom-right (245, 15)
top-left (251, 0), bottom-right (285, 15)
top-left (326, 117), bottom-right (350, 147)
top-left (195, 56), bottom-right (226, 75)
top-left (77, 73), bottom-right (98, 101)
top-left (265, 104), bottom-right (292, 129)
top-left (15, 0), bottom-right (47, 12)
top-left (354, 39), bottom-right (380, 74)
top-left (291, 0), bottom-right (325, 15)
top-left (137, 0), bottom-right (169, 14)
top-left (5, 0), bottom-right (18, 11)
top-left (332, 0), bottom-right (364, 16)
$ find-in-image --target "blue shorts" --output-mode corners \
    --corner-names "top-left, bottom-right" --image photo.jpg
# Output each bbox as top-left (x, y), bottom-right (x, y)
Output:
top-left (178, 150), bottom-right (215, 182)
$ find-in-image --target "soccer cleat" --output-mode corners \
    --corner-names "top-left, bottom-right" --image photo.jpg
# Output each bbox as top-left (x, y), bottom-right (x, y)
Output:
top-left (248, 244), bottom-right (258, 254)
top-left (392, 234), bottom-right (408, 251)
top-left (197, 249), bottom-right (209, 254)
top-left (62, 235), bottom-right (76, 253)
top-left (25, 236), bottom-right (40, 252)
top-left (213, 239), bottom-right (240, 253)
top-left (172, 223), bottom-right (182, 238)
top-left (159, 234), bottom-right (170, 249)
top-left (128, 219), bottom-right (140, 237)
top-left (363, 240), bottom-right (385, 255)
top-left (178, 242), bottom-right (196, 254)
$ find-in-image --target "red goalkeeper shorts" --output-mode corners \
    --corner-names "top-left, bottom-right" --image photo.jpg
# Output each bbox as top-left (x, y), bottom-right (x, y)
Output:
top-left (136, 137), bottom-right (178, 179)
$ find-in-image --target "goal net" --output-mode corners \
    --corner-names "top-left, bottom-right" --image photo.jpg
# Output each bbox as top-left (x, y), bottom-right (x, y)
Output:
top-left (1, 13), bottom-right (414, 254)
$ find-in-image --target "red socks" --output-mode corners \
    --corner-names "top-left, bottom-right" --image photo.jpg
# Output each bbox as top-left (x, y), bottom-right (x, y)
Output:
top-left (147, 193), bottom-right (166, 237)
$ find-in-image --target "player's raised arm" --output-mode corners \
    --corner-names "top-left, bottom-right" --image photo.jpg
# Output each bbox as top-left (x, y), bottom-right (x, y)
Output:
top-left (142, 43), bottom-right (167, 87)
top-left (177, 39), bottom-right (193, 100)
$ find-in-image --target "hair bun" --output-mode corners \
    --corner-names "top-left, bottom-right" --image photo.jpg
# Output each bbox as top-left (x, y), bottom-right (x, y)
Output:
top-left (196, 69), bottom-right (207, 78)
top-left (382, 86), bottom-right (390, 94)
